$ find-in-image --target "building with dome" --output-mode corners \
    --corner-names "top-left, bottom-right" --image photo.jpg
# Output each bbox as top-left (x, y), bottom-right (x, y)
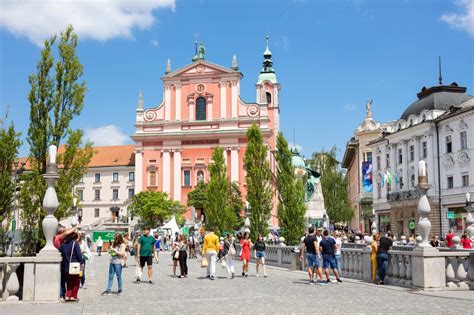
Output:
top-left (132, 37), bottom-right (280, 226)
top-left (368, 82), bottom-right (474, 238)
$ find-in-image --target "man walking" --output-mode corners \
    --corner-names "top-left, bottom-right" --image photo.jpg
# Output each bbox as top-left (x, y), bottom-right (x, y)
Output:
top-left (376, 233), bottom-right (393, 285)
top-left (202, 227), bottom-right (219, 280)
top-left (137, 227), bottom-right (157, 284)
top-left (319, 230), bottom-right (342, 284)
top-left (300, 227), bottom-right (323, 285)
top-left (96, 236), bottom-right (103, 256)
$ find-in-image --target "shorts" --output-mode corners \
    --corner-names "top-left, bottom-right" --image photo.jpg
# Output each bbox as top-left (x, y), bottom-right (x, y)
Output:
top-left (140, 256), bottom-right (153, 268)
top-left (323, 255), bottom-right (337, 269)
top-left (306, 253), bottom-right (321, 268)
top-left (256, 251), bottom-right (266, 259)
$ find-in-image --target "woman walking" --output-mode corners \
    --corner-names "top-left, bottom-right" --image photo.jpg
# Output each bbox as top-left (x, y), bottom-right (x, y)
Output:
top-left (102, 233), bottom-right (127, 295)
top-left (178, 234), bottom-right (189, 278)
top-left (254, 234), bottom-right (268, 278)
top-left (59, 232), bottom-right (84, 302)
top-left (223, 233), bottom-right (236, 279)
top-left (132, 232), bottom-right (142, 281)
top-left (171, 234), bottom-right (181, 277)
top-left (240, 232), bottom-right (252, 277)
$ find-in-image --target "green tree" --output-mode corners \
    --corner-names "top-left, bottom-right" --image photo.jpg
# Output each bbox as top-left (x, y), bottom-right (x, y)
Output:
top-left (308, 146), bottom-right (353, 224)
top-left (275, 132), bottom-right (306, 246)
top-left (229, 181), bottom-right (244, 228)
top-left (0, 116), bottom-right (22, 247)
top-left (20, 25), bottom-right (91, 253)
top-left (129, 191), bottom-right (184, 228)
top-left (205, 147), bottom-right (237, 234)
top-left (187, 180), bottom-right (207, 211)
top-left (244, 124), bottom-right (273, 241)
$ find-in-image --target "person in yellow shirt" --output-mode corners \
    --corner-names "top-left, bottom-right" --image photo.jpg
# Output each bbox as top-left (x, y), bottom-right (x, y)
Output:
top-left (371, 232), bottom-right (379, 283)
top-left (202, 227), bottom-right (219, 280)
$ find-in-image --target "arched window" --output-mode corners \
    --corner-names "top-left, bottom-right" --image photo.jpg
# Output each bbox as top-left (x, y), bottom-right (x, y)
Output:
top-left (196, 97), bottom-right (206, 120)
top-left (266, 92), bottom-right (272, 104)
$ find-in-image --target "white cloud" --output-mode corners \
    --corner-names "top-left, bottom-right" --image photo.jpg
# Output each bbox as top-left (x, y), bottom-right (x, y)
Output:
top-left (343, 104), bottom-right (358, 112)
top-left (440, 0), bottom-right (474, 37)
top-left (150, 39), bottom-right (159, 47)
top-left (0, 0), bottom-right (176, 46)
top-left (84, 125), bottom-right (130, 146)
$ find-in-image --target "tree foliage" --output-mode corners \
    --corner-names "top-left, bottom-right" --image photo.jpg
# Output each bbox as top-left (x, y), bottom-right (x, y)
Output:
top-left (0, 116), bottom-right (22, 245)
top-left (275, 132), bottom-right (306, 246)
top-left (187, 180), bottom-right (207, 210)
top-left (129, 190), bottom-right (184, 228)
top-left (244, 124), bottom-right (273, 241)
top-left (204, 147), bottom-right (237, 235)
top-left (20, 25), bottom-right (92, 253)
top-left (308, 146), bottom-right (353, 224)
top-left (229, 181), bottom-right (244, 227)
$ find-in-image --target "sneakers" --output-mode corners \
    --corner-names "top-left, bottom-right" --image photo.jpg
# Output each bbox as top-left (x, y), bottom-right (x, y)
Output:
top-left (256, 273), bottom-right (260, 277)
top-left (210, 276), bottom-right (215, 281)
top-left (337, 278), bottom-right (343, 283)
top-left (117, 289), bottom-right (122, 295)
top-left (242, 272), bottom-right (245, 277)
top-left (101, 290), bottom-right (111, 296)
top-left (149, 280), bottom-right (153, 284)
top-left (136, 278), bottom-right (140, 283)
top-left (309, 279), bottom-right (314, 285)
top-left (231, 273), bottom-right (235, 279)
top-left (327, 279), bottom-right (331, 284)
top-left (264, 274), bottom-right (268, 278)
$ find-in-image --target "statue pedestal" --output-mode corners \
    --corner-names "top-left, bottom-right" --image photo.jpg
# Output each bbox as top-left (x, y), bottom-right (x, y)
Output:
top-left (34, 254), bottom-right (62, 301)
top-left (411, 246), bottom-right (445, 289)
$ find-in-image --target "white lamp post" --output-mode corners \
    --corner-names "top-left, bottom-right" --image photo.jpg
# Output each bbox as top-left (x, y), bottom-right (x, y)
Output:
top-left (416, 161), bottom-right (431, 247)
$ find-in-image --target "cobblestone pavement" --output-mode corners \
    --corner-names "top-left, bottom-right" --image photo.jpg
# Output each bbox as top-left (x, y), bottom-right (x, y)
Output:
top-left (1, 252), bottom-right (473, 314)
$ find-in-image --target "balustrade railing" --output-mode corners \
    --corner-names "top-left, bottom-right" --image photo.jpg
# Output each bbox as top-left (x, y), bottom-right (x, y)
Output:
top-left (385, 250), bottom-right (413, 287)
top-left (444, 251), bottom-right (470, 290)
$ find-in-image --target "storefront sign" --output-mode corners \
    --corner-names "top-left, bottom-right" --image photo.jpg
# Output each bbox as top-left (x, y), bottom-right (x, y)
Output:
top-left (409, 221), bottom-right (415, 230)
top-left (447, 212), bottom-right (454, 219)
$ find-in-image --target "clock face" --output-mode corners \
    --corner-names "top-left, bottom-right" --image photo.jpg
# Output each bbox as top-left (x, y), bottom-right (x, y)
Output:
top-left (196, 65), bottom-right (205, 73)
top-left (196, 84), bottom-right (206, 93)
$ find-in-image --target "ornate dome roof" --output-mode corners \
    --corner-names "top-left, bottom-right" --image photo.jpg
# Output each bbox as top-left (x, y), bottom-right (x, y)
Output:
top-left (400, 83), bottom-right (472, 120)
top-left (291, 146), bottom-right (306, 169)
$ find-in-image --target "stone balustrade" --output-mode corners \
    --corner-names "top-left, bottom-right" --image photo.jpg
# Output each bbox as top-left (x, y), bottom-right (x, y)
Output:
top-left (443, 251), bottom-right (471, 290)
top-left (233, 244), bottom-right (297, 269)
top-left (384, 250), bottom-right (413, 287)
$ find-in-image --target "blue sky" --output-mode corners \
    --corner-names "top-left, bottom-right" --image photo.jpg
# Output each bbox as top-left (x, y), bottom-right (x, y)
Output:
top-left (1, 0), bottom-right (473, 160)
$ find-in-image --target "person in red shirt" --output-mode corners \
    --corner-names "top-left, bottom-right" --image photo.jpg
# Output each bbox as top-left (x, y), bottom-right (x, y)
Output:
top-left (461, 233), bottom-right (472, 249)
top-left (445, 229), bottom-right (455, 248)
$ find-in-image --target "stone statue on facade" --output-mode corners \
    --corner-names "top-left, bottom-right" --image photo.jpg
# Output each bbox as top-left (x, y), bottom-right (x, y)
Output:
top-left (366, 99), bottom-right (373, 118)
top-left (198, 43), bottom-right (205, 60)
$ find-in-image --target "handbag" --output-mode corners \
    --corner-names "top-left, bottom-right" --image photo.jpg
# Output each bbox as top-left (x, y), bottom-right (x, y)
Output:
top-left (173, 250), bottom-right (180, 259)
top-left (201, 255), bottom-right (208, 268)
top-left (69, 242), bottom-right (81, 275)
top-left (229, 244), bottom-right (236, 256)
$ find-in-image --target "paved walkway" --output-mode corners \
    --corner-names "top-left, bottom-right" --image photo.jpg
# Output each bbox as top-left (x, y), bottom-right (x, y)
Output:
top-left (1, 252), bottom-right (473, 314)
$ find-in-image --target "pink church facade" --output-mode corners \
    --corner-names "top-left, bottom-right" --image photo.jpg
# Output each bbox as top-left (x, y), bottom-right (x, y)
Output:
top-left (132, 39), bottom-right (280, 226)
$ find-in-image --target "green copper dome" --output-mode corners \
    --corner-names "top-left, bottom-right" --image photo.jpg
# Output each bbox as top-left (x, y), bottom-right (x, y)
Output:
top-left (291, 146), bottom-right (306, 169)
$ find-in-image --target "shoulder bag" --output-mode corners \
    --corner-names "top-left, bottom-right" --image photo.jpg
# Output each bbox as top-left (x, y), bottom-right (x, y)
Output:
top-left (69, 242), bottom-right (81, 275)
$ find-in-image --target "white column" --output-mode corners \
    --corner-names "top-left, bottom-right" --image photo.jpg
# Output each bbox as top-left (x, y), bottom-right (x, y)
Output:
top-left (164, 84), bottom-right (171, 121)
top-left (189, 98), bottom-right (194, 122)
top-left (175, 84), bottom-right (181, 120)
top-left (162, 150), bottom-right (171, 194)
top-left (173, 150), bottom-right (181, 202)
top-left (402, 141), bottom-right (408, 190)
top-left (220, 81), bottom-right (227, 118)
top-left (414, 137), bottom-right (420, 186)
top-left (231, 81), bottom-right (238, 118)
top-left (207, 96), bottom-right (213, 121)
top-left (135, 149), bottom-right (143, 193)
top-left (391, 144), bottom-right (398, 192)
top-left (426, 134), bottom-right (435, 186)
top-left (230, 147), bottom-right (239, 183)
top-left (256, 85), bottom-right (261, 103)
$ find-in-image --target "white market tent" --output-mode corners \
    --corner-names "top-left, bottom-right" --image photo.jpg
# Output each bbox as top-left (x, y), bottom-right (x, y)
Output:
top-left (160, 216), bottom-right (180, 236)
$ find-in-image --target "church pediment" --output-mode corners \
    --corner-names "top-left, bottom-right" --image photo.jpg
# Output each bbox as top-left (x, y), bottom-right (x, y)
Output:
top-left (163, 60), bottom-right (239, 79)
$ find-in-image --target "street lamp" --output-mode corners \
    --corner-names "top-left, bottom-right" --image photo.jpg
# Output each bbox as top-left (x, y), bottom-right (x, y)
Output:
top-left (465, 193), bottom-right (473, 239)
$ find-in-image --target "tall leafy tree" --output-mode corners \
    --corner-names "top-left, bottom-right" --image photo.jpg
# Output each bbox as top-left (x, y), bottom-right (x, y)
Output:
top-left (129, 191), bottom-right (184, 228)
top-left (275, 132), bottom-right (306, 246)
top-left (229, 181), bottom-right (244, 228)
top-left (0, 116), bottom-right (22, 243)
top-left (20, 25), bottom-right (92, 253)
top-left (205, 147), bottom-right (237, 234)
top-left (187, 181), bottom-right (207, 213)
top-left (244, 124), bottom-right (273, 241)
top-left (308, 146), bottom-right (354, 223)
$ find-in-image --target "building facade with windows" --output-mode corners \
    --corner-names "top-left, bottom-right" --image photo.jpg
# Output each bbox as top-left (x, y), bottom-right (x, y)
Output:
top-left (369, 83), bottom-right (473, 238)
top-left (69, 145), bottom-right (136, 227)
top-left (132, 39), bottom-right (280, 225)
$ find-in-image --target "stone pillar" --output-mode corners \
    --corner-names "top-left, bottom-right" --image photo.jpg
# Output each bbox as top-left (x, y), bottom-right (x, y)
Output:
top-left (162, 150), bottom-right (171, 194)
top-left (164, 84), bottom-right (171, 121)
top-left (231, 80), bottom-right (238, 118)
top-left (22, 262), bottom-right (35, 301)
top-left (391, 144), bottom-right (398, 192)
top-left (411, 248), bottom-right (445, 289)
top-left (189, 97), bottom-right (195, 122)
top-left (220, 81), bottom-right (227, 118)
top-left (175, 83), bottom-right (181, 120)
top-left (173, 150), bottom-right (181, 203)
top-left (402, 140), bottom-right (408, 190)
top-left (207, 95), bottom-right (213, 121)
top-left (135, 149), bottom-right (143, 193)
top-left (426, 134), bottom-right (435, 187)
top-left (230, 147), bottom-right (239, 183)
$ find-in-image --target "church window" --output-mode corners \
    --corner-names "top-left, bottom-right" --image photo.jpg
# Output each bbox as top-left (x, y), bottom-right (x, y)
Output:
top-left (149, 170), bottom-right (157, 187)
top-left (196, 97), bottom-right (206, 120)
top-left (266, 92), bottom-right (272, 104)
